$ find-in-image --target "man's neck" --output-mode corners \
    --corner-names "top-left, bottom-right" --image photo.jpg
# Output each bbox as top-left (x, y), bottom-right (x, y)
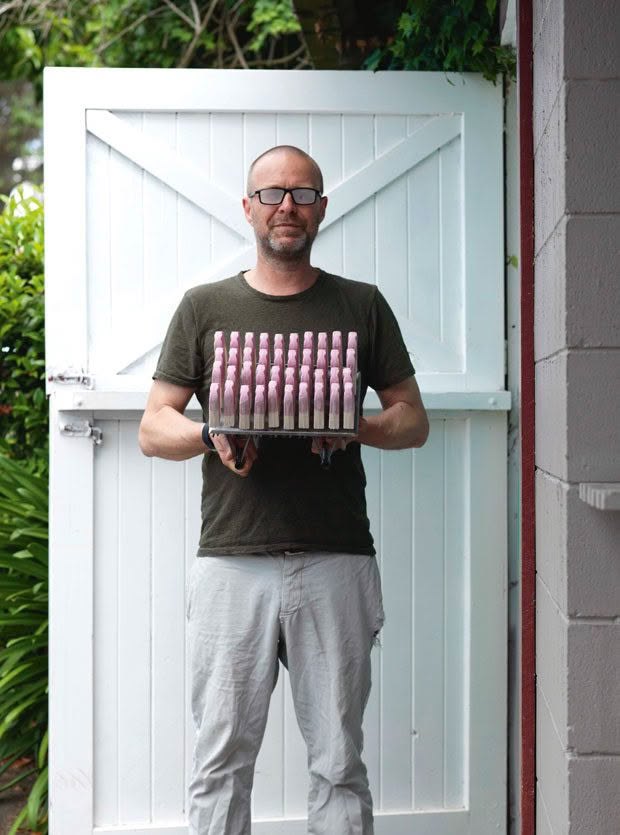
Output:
top-left (243, 257), bottom-right (320, 296)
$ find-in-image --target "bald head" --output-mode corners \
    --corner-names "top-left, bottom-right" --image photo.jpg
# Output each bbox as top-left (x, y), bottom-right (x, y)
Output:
top-left (246, 145), bottom-right (324, 195)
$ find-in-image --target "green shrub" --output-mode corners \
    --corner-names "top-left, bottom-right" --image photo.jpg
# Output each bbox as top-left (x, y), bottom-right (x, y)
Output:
top-left (364, 0), bottom-right (517, 83)
top-left (0, 452), bottom-right (48, 835)
top-left (0, 184), bottom-right (47, 474)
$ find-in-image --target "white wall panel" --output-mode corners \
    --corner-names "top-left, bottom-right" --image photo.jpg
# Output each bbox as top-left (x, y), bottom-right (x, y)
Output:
top-left (45, 67), bottom-right (507, 834)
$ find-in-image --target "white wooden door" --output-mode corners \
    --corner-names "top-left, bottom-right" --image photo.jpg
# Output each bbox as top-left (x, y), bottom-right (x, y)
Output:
top-left (45, 67), bottom-right (509, 834)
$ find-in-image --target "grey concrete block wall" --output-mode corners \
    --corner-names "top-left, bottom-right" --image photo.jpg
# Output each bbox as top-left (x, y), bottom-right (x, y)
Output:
top-left (534, 0), bottom-right (620, 833)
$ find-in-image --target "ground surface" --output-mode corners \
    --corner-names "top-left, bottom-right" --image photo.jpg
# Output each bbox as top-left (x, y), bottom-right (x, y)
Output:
top-left (0, 762), bottom-right (39, 835)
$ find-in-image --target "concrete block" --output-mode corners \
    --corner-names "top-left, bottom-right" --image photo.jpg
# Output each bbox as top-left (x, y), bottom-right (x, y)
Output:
top-left (564, 0), bottom-right (620, 78)
top-left (534, 214), bottom-right (620, 358)
top-left (566, 350), bottom-right (620, 482)
top-left (534, 82), bottom-right (566, 256)
top-left (536, 469), bottom-right (568, 610)
top-left (533, 0), bottom-right (563, 152)
top-left (535, 352), bottom-right (568, 480)
top-left (537, 681), bottom-right (570, 834)
top-left (566, 215), bottom-right (620, 349)
top-left (536, 470), bottom-right (620, 617)
top-left (537, 783), bottom-right (556, 835)
top-left (537, 350), bottom-right (620, 482)
top-left (566, 486), bottom-right (620, 617)
top-left (536, 575), bottom-right (569, 747)
top-left (565, 80), bottom-right (620, 214)
top-left (568, 622), bottom-right (620, 752)
top-left (534, 0), bottom-right (556, 48)
top-left (569, 755), bottom-right (620, 834)
top-left (535, 215), bottom-right (566, 360)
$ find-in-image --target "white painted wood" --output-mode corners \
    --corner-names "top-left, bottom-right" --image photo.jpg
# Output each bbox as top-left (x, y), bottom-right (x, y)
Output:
top-left (45, 67), bottom-right (507, 834)
top-left (48, 397), bottom-right (94, 833)
top-left (53, 388), bottom-right (512, 414)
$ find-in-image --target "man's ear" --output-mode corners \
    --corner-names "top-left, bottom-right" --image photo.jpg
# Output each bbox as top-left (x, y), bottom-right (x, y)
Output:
top-left (318, 195), bottom-right (328, 223)
top-left (242, 196), bottom-right (253, 225)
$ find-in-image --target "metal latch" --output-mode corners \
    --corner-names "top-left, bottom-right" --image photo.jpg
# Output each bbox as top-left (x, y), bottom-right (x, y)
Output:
top-left (59, 419), bottom-right (103, 445)
top-left (47, 366), bottom-right (95, 389)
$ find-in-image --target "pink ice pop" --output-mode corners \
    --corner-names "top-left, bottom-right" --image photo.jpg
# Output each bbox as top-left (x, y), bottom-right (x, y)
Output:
top-left (347, 331), bottom-right (357, 351)
top-left (332, 331), bottom-right (342, 365)
top-left (226, 364), bottom-right (238, 396)
top-left (243, 346), bottom-right (254, 371)
top-left (255, 363), bottom-right (267, 388)
top-left (300, 364), bottom-right (312, 397)
top-left (274, 333), bottom-right (284, 352)
top-left (259, 332), bottom-right (269, 352)
top-left (241, 360), bottom-right (253, 390)
top-left (283, 384), bottom-right (295, 430)
top-left (258, 348), bottom-right (269, 368)
top-left (287, 349), bottom-right (298, 369)
top-left (244, 332), bottom-right (254, 351)
top-left (209, 382), bottom-right (220, 427)
top-left (298, 381), bottom-right (310, 429)
top-left (314, 382), bottom-right (325, 429)
top-left (314, 367), bottom-right (325, 391)
top-left (317, 348), bottom-right (327, 373)
top-left (228, 347), bottom-right (239, 372)
top-left (330, 366), bottom-right (340, 387)
top-left (214, 346), bottom-right (225, 367)
top-left (342, 365), bottom-right (354, 394)
top-left (239, 384), bottom-right (251, 429)
top-left (329, 382), bottom-right (340, 430)
top-left (223, 380), bottom-right (235, 427)
top-left (302, 348), bottom-right (313, 368)
top-left (285, 366), bottom-right (296, 391)
top-left (288, 333), bottom-right (299, 353)
top-left (273, 347), bottom-right (284, 373)
top-left (211, 359), bottom-right (223, 389)
top-left (346, 347), bottom-right (357, 381)
top-left (304, 331), bottom-right (314, 353)
top-left (214, 331), bottom-right (227, 366)
top-left (254, 384), bottom-right (265, 429)
top-left (268, 380), bottom-right (279, 427)
top-left (343, 381), bottom-right (355, 429)
top-left (330, 348), bottom-right (341, 371)
top-left (270, 364), bottom-right (282, 399)
top-left (229, 331), bottom-right (240, 353)
top-left (317, 332), bottom-right (328, 353)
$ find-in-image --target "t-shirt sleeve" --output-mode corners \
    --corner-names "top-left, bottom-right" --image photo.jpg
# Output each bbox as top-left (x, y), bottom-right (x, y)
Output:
top-left (366, 287), bottom-right (416, 391)
top-left (152, 291), bottom-right (203, 387)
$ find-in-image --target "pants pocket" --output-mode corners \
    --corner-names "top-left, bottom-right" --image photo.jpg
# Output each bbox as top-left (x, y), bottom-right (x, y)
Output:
top-left (185, 557), bottom-right (200, 620)
top-left (370, 557), bottom-right (385, 648)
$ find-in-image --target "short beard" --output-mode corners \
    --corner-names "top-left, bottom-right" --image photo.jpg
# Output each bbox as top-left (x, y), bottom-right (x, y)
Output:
top-left (256, 228), bottom-right (313, 263)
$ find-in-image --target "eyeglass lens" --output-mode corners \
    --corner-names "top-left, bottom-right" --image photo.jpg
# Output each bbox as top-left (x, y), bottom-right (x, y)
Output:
top-left (259, 188), bottom-right (318, 205)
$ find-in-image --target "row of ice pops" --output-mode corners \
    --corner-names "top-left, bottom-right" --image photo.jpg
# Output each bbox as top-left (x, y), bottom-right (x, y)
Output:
top-left (209, 377), bottom-right (356, 430)
top-left (212, 330), bottom-right (358, 375)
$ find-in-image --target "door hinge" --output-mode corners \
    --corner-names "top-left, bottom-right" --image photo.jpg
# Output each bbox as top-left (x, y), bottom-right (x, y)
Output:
top-left (47, 366), bottom-right (95, 389)
top-left (59, 419), bottom-right (103, 445)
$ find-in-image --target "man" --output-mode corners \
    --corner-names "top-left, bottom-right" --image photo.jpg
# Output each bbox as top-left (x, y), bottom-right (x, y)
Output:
top-left (139, 145), bottom-right (429, 834)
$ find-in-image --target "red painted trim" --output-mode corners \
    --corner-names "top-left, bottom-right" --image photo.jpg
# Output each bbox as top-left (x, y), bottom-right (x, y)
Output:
top-left (517, 1), bottom-right (536, 833)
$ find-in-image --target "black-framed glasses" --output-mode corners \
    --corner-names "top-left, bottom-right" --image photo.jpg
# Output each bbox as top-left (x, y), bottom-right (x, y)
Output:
top-left (249, 187), bottom-right (322, 205)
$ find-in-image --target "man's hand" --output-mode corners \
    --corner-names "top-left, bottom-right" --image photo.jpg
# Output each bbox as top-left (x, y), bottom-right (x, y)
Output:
top-left (310, 423), bottom-right (363, 457)
top-left (210, 432), bottom-right (258, 477)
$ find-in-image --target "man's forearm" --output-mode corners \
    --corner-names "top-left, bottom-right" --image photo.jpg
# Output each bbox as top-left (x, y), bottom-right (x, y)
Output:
top-left (357, 402), bottom-right (427, 450)
top-left (139, 405), bottom-right (209, 460)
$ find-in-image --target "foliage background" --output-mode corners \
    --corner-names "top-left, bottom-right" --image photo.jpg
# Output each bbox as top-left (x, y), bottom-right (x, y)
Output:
top-left (0, 1), bottom-right (514, 831)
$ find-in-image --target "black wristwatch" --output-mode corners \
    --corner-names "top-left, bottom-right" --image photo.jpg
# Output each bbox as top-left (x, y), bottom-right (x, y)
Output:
top-left (201, 423), bottom-right (216, 451)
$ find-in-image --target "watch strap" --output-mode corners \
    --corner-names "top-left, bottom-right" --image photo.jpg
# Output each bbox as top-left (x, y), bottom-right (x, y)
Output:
top-left (201, 423), bottom-right (216, 450)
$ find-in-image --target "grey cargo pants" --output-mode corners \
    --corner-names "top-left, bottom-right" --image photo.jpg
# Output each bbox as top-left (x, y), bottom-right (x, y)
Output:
top-left (185, 550), bottom-right (386, 835)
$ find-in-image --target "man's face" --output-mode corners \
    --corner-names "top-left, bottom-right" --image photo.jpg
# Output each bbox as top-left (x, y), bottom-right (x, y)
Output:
top-left (242, 151), bottom-right (327, 262)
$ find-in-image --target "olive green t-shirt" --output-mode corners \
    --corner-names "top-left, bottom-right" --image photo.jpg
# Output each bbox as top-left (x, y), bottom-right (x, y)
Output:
top-left (152, 269), bottom-right (415, 556)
